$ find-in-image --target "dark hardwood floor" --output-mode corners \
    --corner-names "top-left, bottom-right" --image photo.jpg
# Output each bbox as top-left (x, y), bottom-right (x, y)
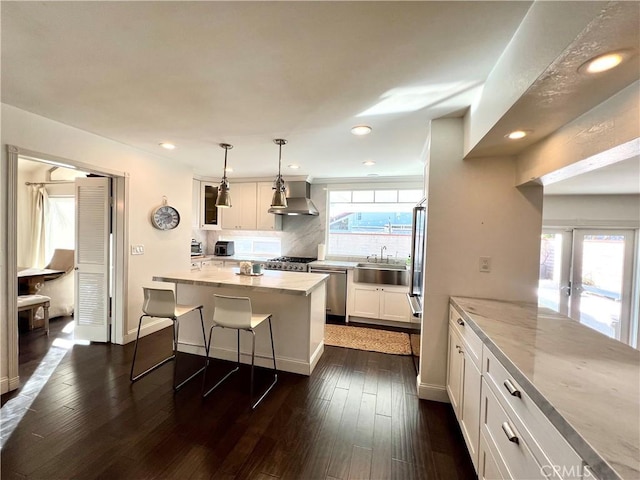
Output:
top-left (1, 317), bottom-right (475, 480)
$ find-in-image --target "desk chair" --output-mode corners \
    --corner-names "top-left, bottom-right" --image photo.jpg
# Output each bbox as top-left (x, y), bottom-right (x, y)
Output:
top-left (130, 287), bottom-right (207, 391)
top-left (202, 294), bottom-right (277, 409)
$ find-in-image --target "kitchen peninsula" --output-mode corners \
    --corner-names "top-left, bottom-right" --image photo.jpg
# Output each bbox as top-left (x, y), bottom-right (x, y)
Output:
top-left (153, 267), bottom-right (328, 375)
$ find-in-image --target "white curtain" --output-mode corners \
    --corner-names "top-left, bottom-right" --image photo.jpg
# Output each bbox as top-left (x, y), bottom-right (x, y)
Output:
top-left (29, 185), bottom-right (49, 268)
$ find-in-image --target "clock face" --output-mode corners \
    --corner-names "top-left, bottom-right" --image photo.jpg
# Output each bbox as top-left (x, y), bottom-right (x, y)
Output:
top-left (151, 205), bottom-right (180, 230)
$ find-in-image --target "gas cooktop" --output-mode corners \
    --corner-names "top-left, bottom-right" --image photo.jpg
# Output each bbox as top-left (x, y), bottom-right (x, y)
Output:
top-left (264, 256), bottom-right (317, 272)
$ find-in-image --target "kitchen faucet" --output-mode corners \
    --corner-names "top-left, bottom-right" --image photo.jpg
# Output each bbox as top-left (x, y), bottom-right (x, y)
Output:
top-left (380, 245), bottom-right (387, 263)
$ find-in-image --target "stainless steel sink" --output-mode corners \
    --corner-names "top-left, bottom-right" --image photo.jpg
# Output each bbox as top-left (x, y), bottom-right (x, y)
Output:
top-left (355, 262), bottom-right (407, 270)
top-left (354, 263), bottom-right (409, 286)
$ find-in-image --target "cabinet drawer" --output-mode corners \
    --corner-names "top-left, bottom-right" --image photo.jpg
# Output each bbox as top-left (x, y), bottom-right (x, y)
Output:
top-left (481, 382), bottom-right (546, 480)
top-left (449, 305), bottom-right (482, 369)
top-left (483, 348), bottom-right (583, 479)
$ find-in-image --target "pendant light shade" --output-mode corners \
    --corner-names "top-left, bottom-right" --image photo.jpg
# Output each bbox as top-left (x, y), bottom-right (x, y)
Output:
top-left (271, 139), bottom-right (288, 209)
top-left (216, 143), bottom-right (233, 208)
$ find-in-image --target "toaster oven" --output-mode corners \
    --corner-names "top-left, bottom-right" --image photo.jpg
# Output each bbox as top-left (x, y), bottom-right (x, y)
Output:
top-left (191, 239), bottom-right (203, 256)
top-left (214, 241), bottom-right (235, 256)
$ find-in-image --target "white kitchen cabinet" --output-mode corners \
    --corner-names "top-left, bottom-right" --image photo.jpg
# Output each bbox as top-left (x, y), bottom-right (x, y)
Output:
top-left (190, 258), bottom-right (223, 271)
top-left (349, 282), bottom-right (411, 323)
top-left (192, 179), bottom-right (200, 228)
top-left (198, 181), bottom-right (222, 230)
top-left (449, 300), bottom-right (587, 480)
top-left (256, 182), bottom-right (282, 231)
top-left (220, 182), bottom-right (257, 230)
top-left (447, 305), bottom-right (482, 472)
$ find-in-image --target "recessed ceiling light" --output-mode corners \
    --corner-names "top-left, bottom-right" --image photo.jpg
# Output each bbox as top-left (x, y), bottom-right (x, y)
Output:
top-left (506, 130), bottom-right (530, 140)
top-left (579, 50), bottom-right (631, 74)
top-left (351, 125), bottom-right (372, 136)
top-left (288, 164), bottom-right (300, 169)
top-left (362, 160), bottom-right (376, 166)
top-left (159, 143), bottom-right (176, 150)
top-left (367, 173), bottom-right (379, 177)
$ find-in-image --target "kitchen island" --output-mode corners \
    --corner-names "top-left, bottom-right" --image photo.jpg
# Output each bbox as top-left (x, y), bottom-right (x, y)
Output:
top-left (153, 267), bottom-right (328, 375)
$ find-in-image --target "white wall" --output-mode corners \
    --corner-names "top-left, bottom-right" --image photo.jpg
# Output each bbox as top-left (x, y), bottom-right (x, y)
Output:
top-left (1, 103), bottom-right (196, 390)
top-left (543, 194), bottom-right (640, 228)
top-left (419, 117), bottom-right (543, 401)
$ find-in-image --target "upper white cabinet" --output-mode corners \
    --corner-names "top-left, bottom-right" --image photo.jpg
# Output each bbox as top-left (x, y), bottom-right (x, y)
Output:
top-left (256, 182), bottom-right (282, 231)
top-left (220, 182), bottom-right (257, 230)
top-left (198, 181), bottom-right (222, 230)
top-left (220, 182), bottom-right (282, 231)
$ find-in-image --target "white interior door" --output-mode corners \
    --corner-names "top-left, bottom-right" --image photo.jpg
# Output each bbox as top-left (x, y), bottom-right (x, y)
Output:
top-left (74, 177), bottom-right (111, 342)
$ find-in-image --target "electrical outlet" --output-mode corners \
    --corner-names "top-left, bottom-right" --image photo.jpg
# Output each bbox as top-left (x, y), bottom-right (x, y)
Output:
top-left (479, 256), bottom-right (491, 273)
top-left (131, 244), bottom-right (145, 255)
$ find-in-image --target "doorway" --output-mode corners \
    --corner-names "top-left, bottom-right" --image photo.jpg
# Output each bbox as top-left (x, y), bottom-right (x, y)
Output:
top-left (5, 145), bottom-right (129, 393)
top-left (539, 228), bottom-right (638, 346)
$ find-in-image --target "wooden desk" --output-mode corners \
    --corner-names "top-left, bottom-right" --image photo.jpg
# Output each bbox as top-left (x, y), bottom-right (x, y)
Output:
top-left (17, 267), bottom-right (65, 294)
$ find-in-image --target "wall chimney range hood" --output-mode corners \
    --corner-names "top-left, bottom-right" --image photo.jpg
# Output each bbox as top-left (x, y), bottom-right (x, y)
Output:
top-left (268, 181), bottom-right (319, 216)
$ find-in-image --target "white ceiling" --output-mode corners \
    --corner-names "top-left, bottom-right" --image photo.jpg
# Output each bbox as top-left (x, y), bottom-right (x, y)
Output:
top-left (1, 1), bottom-right (638, 193)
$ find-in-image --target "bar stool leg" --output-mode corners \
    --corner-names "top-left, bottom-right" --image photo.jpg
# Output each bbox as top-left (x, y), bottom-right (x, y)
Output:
top-left (130, 315), bottom-right (175, 382)
top-left (250, 317), bottom-right (278, 410)
top-left (202, 325), bottom-right (241, 398)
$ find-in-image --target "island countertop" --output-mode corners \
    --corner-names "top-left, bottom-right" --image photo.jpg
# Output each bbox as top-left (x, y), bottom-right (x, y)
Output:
top-left (153, 267), bottom-right (328, 296)
top-left (450, 296), bottom-right (640, 480)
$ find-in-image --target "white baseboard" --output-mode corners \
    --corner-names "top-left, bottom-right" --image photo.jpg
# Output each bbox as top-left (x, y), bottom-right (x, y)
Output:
top-left (309, 341), bottom-right (324, 375)
top-left (417, 380), bottom-right (450, 403)
top-left (1, 375), bottom-right (20, 395)
top-left (123, 318), bottom-right (173, 344)
top-left (178, 343), bottom-right (313, 376)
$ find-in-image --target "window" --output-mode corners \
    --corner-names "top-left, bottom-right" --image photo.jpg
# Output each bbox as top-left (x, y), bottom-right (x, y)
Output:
top-left (45, 196), bottom-right (75, 262)
top-left (327, 187), bottom-right (423, 260)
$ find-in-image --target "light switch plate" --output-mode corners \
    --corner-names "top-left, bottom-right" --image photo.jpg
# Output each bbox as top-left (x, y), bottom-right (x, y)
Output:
top-left (479, 256), bottom-right (491, 273)
top-left (131, 244), bottom-right (145, 255)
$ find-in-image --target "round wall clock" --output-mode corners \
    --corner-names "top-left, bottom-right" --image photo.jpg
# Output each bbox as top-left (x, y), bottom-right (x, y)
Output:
top-left (151, 198), bottom-right (180, 230)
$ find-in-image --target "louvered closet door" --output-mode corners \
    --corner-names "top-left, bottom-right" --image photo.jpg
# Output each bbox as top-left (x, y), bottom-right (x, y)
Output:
top-left (74, 177), bottom-right (111, 342)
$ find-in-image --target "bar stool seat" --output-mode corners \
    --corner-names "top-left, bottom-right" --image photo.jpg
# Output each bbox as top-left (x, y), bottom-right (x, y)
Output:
top-left (130, 287), bottom-right (208, 391)
top-left (202, 294), bottom-right (277, 409)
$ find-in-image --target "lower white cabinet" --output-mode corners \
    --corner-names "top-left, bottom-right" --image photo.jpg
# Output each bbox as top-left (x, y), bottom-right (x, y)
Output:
top-left (349, 283), bottom-right (411, 322)
top-left (448, 301), bottom-right (586, 480)
top-left (190, 258), bottom-right (224, 271)
top-left (447, 306), bottom-right (482, 472)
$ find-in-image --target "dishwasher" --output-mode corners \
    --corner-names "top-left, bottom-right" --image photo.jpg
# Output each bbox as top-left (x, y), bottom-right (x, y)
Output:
top-left (308, 265), bottom-right (347, 317)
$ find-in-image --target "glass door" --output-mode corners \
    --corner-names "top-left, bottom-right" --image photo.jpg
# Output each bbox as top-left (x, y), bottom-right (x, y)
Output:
top-left (570, 230), bottom-right (635, 343)
top-left (539, 229), bottom-right (637, 345)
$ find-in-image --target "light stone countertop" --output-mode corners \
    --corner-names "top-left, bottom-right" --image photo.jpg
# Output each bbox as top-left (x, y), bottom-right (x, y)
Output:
top-left (154, 266), bottom-right (328, 296)
top-left (450, 296), bottom-right (640, 480)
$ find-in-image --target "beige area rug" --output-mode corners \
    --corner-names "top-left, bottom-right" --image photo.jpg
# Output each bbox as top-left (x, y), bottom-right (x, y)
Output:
top-left (325, 324), bottom-right (412, 355)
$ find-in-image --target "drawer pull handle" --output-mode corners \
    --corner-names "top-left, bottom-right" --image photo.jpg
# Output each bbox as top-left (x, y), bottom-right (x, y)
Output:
top-left (455, 345), bottom-right (463, 354)
top-left (456, 318), bottom-right (465, 326)
top-left (503, 379), bottom-right (521, 398)
top-left (501, 422), bottom-right (519, 445)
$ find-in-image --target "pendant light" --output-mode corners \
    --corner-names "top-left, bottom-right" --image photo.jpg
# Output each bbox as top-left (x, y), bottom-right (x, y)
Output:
top-left (271, 139), bottom-right (288, 209)
top-left (215, 143), bottom-right (233, 208)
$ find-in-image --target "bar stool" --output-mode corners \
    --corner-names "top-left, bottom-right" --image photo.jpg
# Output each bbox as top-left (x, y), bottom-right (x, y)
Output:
top-left (130, 287), bottom-right (208, 391)
top-left (202, 294), bottom-right (277, 409)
